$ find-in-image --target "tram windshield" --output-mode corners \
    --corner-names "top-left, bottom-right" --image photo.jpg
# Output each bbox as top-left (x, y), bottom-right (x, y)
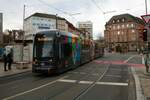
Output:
top-left (34, 34), bottom-right (54, 59)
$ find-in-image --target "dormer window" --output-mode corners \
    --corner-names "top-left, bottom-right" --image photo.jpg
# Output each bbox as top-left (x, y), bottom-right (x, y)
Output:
top-left (113, 20), bottom-right (115, 23)
top-left (117, 19), bottom-right (119, 22)
top-left (122, 18), bottom-right (125, 22)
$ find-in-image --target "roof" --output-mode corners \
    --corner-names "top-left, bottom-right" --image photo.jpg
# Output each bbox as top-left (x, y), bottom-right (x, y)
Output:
top-left (36, 30), bottom-right (78, 38)
top-left (25, 12), bottom-right (65, 21)
top-left (107, 13), bottom-right (145, 25)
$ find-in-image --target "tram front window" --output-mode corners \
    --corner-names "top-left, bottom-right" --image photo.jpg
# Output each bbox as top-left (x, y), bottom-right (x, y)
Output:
top-left (34, 35), bottom-right (54, 59)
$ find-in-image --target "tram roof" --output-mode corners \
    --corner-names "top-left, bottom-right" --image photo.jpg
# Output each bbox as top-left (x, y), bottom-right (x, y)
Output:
top-left (36, 30), bottom-right (79, 38)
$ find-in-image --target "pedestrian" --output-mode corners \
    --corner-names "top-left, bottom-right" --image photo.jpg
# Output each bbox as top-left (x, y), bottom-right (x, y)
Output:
top-left (144, 53), bottom-right (149, 73)
top-left (3, 50), bottom-right (13, 71)
top-left (137, 48), bottom-right (140, 54)
top-left (3, 51), bottom-right (7, 71)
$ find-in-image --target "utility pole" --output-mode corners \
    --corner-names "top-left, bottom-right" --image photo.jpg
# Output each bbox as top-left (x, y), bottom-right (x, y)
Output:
top-left (56, 14), bottom-right (58, 29)
top-left (23, 4), bottom-right (26, 41)
top-left (23, 5), bottom-right (25, 30)
top-left (22, 4), bottom-right (26, 62)
top-left (145, 0), bottom-right (148, 15)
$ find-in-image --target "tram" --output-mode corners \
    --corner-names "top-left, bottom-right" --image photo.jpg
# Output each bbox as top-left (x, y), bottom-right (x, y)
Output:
top-left (32, 30), bottom-right (104, 74)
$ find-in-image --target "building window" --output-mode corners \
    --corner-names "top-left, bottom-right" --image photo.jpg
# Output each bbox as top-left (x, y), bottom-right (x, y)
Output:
top-left (32, 17), bottom-right (35, 20)
top-left (33, 23), bottom-right (36, 26)
top-left (132, 29), bottom-right (135, 33)
top-left (131, 23), bottom-right (134, 27)
top-left (127, 24), bottom-right (129, 28)
top-left (122, 18), bottom-right (125, 22)
top-left (117, 19), bottom-right (120, 22)
top-left (118, 31), bottom-right (120, 35)
top-left (36, 17), bottom-right (39, 20)
top-left (132, 37), bottom-right (136, 41)
top-left (37, 23), bottom-right (39, 26)
top-left (113, 25), bottom-right (115, 29)
top-left (117, 25), bottom-right (120, 29)
top-left (113, 20), bottom-right (115, 23)
top-left (122, 24), bottom-right (125, 28)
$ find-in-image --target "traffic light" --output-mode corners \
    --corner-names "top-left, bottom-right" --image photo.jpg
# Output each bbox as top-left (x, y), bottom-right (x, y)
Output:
top-left (143, 29), bottom-right (147, 41)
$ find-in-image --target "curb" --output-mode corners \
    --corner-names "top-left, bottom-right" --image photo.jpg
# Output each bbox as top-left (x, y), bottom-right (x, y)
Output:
top-left (0, 70), bottom-right (31, 79)
top-left (131, 67), bottom-right (146, 100)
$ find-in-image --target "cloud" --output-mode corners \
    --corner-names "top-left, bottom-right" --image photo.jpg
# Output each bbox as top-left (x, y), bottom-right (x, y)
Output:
top-left (0, 0), bottom-right (149, 38)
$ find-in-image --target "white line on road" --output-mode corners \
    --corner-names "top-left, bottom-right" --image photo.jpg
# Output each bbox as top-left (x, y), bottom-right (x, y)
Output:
top-left (57, 79), bottom-right (128, 86)
top-left (96, 82), bottom-right (128, 86)
top-left (58, 79), bottom-right (77, 83)
top-left (124, 55), bottom-right (136, 63)
top-left (79, 81), bottom-right (93, 84)
top-left (3, 76), bottom-right (68, 100)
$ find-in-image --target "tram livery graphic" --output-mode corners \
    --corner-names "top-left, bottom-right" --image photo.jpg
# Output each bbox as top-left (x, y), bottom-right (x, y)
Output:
top-left (32, 30), bottom-right (104, 74)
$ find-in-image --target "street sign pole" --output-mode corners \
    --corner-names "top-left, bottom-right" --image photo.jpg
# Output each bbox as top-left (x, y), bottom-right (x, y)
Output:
top-left (145, 0), bottom-right (148, 15)
top-left (141, 14), bottom-right (150, 51)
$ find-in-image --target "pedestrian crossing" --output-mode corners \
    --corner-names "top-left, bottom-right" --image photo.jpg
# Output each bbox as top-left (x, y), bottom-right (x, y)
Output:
top-left (57, 79), bottom-right (128, 86)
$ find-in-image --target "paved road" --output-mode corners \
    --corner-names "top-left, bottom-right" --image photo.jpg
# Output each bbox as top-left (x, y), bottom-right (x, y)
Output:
top-left (0, 53), bottom-right (138, 100)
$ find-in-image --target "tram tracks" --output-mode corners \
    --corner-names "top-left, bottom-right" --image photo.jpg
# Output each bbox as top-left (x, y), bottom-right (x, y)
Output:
top-left (73, 63), bottom-right (129, 100)
top-left (73, 64), bottom-right (110, 100)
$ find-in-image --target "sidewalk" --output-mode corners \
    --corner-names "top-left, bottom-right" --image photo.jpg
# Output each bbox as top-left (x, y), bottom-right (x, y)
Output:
top-left (0, 62), bottom-right (32, 78)
top-left (134, 66), bottom-right (150, 100)
top-left (131, 54), bottom-right (150, 100)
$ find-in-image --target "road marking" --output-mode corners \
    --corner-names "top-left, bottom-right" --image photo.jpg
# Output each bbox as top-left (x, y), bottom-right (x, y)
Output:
top-left (94, 55), bottom-right (144, 67)
top-left (79, 81), bottom-right (93, 84)
top-left (124, 55), bottom-right (136, 63)
top-left (3, 76), bottom-right (68, 100)
top-left (96, 82), bottom-right (128, 86)
top-left (58, 79), bottom-right (77, 83)
top-left (105, 75), bottom-right (122, 78)
top-left (57, 79), bottom-right (128, 86)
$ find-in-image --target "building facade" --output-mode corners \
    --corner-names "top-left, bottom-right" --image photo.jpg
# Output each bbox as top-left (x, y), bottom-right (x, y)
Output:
top-left (77, 21), bottom-right (93, 39)
top-left (104, 14), bottom-right (145, 52)
top-left (24, 13), bottom-right (68, 40)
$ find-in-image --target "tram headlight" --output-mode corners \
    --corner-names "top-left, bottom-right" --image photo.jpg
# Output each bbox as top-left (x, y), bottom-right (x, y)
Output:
top-left (49, 59), bottom-right (52, 62)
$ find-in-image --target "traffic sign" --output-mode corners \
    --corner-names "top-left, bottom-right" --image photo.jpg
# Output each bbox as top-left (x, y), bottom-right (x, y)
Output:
top-left (141, 14), bottom-right (150, 23)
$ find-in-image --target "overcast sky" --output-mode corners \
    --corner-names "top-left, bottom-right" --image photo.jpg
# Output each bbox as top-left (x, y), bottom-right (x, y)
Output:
top-left (0, 0), bottom-right (149, 39)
